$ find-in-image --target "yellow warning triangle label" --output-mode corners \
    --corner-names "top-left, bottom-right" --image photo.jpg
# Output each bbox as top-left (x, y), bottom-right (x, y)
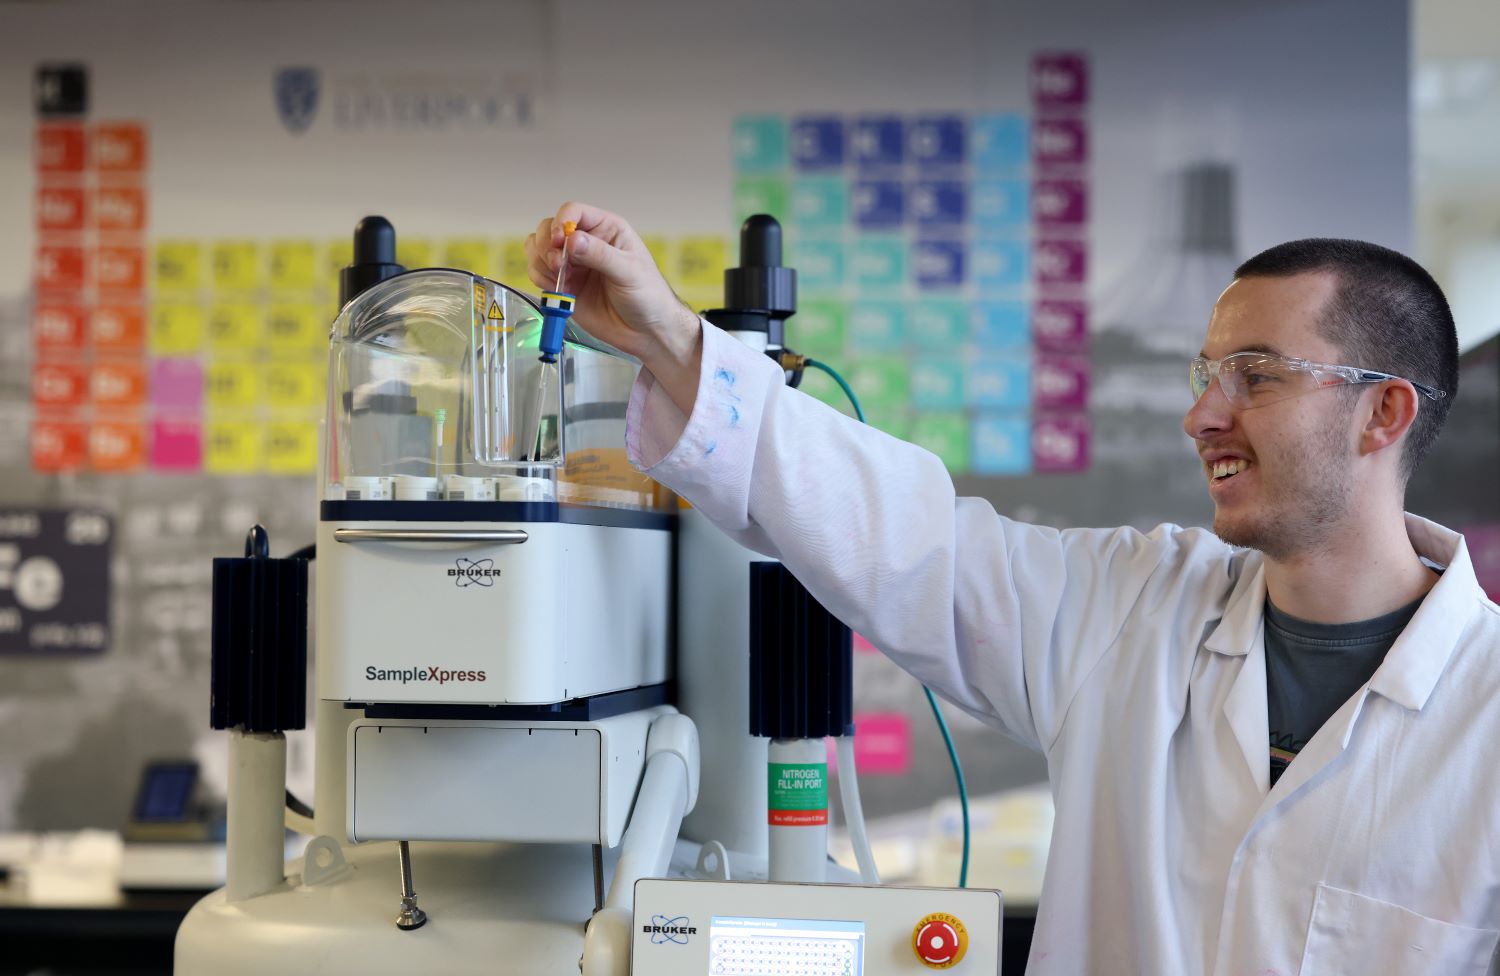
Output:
top-left (487, 301), bottom-right (504, 321)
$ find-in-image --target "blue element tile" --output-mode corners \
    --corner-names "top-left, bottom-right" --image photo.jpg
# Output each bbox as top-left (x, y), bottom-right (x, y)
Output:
top-left (852, 180), bottom-right (904, 229)
top-left (972, 413), bottom-right (1032, 475)
top-left (911, 359), bottom-right (967, 411)
top-left (852, 115), bottom-right (904, 169)
top-left (972, 114), bottom-right (1029, 173)
top-left (791, 177), bottom-right (849, 228)
top-left (972, 301), bottom-right (1030, 349)
top-left (973, 238), bottom-right (1029, 289)
top-left (909, 115), bottom-right (967, 168)
top-left (910, 180), bottom-right (968, 227)
top-left (968, 356), bottom-right (1031, 410)
top-left (850, 302), bottom-right (906, 351)
top-left (972, 179), bottom-right (1030, 228)
top-left (851, 237), bottom-right (907, 290)
top-left (732, 116), bottom-right (789, 172)
top-left (793, 237), bottom-right (847, 293)
top-left (791, 115), bottom-right (846, 170)
top-left (909, 299), bottom-right (968, 345)
top-left (911, 239), bottom-right (966, 289)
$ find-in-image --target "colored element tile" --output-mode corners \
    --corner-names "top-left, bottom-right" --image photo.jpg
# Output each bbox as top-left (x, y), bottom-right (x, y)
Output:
top-left (860, 404), bottom-right (910, 440)
top-left (499, 238), bottom-right (529, 283)
top-left (851, 237), bottom-right (907, 290)
top-left (36, 245), bottom-right (86, 291)
top-left (972, 414), bottom-right (1032, 475)
top-left (909, 299), bottom-right (967, 345)
top-left (1033, 118), bottom-right (1089, 169)
top-left (267, 303), bottom-right (326, 356)
top-left (911, 239), bottom-right (965, 289)
top-left (90, 422), bottom-right (145, 472)
top-left (846, 357), bottom-right (910, 412)
top-left (36, 185), bottom-right (87, 233)
top-left (971, 114), bottom-right (1029, 173)
top-left (972, 301), bottom-right (1030, 349)
top-left (212, 241), bottom-right (263, 292)
top-left (911, 412), bottom-right (970, 471)
top-left (150, 304), bottom-right (205, 356)
top-left (910, 180), bottom-right (967, 227)
top-left (264, 364), bottom-right (324, 409)
top-left (92, 122), bottom-right (147, 172)
top-left (849, 302), bottom-right (906, 351)
top-left (908, 115), bottom-right (966, 168)
top-left (972, 180), bottom-right (1030, 228)
top-left (852, 180), bottom-right (904, 230)
top-left (911, 359), bottom-right (966, 411)
top-left (850, 712), bottom-right (912, 776)
top-left (1032, 53), bottom-right (1090, 109)
top-left (732, 115), bottom-right (789, 172)
top-left (1032, 298), bottom-right (1088, 351)
top-left (96, 246), bottom-right (146, 292)
top-left (397, 238), bottom-right (434, 271)
top-left (1032, 413), bottom-right (1090, 473)
top-left (93, 305), bottom-right (145, 353)
top-left (791, 115), bottom-right (845, 170)
top-left (676, 237), bottom-right (729, 289)
top-left (733, 178), bottom-right (789, 227)
top-left (94, 185), bottom-right (146, 233)
top-left (205, 363), bottom-right (259, 410)
top-left (150, 419), bottom-right (202, 471)
top-left (91, 362), bottom-right (148, 408)
top-left (209, 303), bottom-right (264, 354)
top-left (36, 124), bottom-right (87, 174)
top-left (1033, 354), bottom-right (1090, 411)
top-left (792, 238), bottom-right (846, 293)
top-left (150, 359), bottom-right (203, 410)
top-left (851, 115), bottom-right (904, 170)
top-left (791, 299), bottom-right (848, 358)
top-left (1032, 179), bottom-right (1088, 227)
top-left (33, 363), bottom-right (89, 409)
top-left (443, 239), bottom-right (494, 277)
top-left (154, 241), bottom-right (205, 291)
top-left (791, 177), bottom-right (848, 229)
top-left (968, 356), bottom-right (1031, 410)
top-left (1033, 239), bottom-right (1088, 285)
top-left (204, 420), bottom-right (263, 474)
top-left (34, 305), bottom-right (88, 352)
top-left (32, 421), bottom-right (89, 473)
top-left (974, 239), bottom-right (1029, 289)
top-left (269, 240), bottom-right (319, 290)
top-left (324, 239), bottom-right (353, 287)
top-left (265, 421), bottom-right (318, 474)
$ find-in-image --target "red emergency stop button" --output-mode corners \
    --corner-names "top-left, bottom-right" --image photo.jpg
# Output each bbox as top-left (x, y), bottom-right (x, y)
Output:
top-left (913, 912), bottom-right (968, 968)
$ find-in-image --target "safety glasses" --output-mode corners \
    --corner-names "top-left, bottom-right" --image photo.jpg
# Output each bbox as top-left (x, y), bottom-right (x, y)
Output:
top-left (1189, 352), bottom-right (1447, 410)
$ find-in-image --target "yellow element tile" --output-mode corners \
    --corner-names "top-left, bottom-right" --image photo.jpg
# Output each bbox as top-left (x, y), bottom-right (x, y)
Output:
top-left (443, 238), bottom-right (496, 277)
top-left (677, 236), bottom-right (729, 288)
top-left (208, 303), bottom-right (263, 354)
top-left (264, 363), bottom-right (325, 409)
top-left (204, 362), bottom-right (260, 409)
top-left (269, 240), bottom-right (319, 290)
top-left (264, 421), bottom-right (319, 474)
top-left (212, 240), bottom-right (263, 292)
top-left (154, 241), bottom-right (205, 291)
top-left (678, 287), bottom-right (723, 316)
top-left (639, 235), bottom-right (672, 272)
top-left (150, 304), bottom-right (206, 355)
top-left (325, 239), bottom-right (354, 288)
top-left (398, 238), bottom-right (434, 270)
top-left (267, 303), bottom-right (328, 355)
top-left (204, 420), bottom-right (263, 474)
top-left (500, 238), bottom-right (530, 284)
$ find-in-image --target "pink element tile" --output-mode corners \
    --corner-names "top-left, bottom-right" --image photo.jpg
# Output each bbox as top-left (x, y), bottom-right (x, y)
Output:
top-left (1031, 53), bottom-right (1089, 109)
top-left (1462, 523), bottom-right (1500, 602)
top-left (852, 713), bottom-right (912, 776)
top-left (1034, 355), bottom-right (1090, 411)
top-left (150, 359), bottom-right (202, 410)
top-left (1032, 118), bottom-right (1088, 169)
top-left (852, 632), bottom-right (878, 655)
top-left (1033, 239), bottom-right (1088, 285)
top-left (1033, 298), bottom-right (1089, 351)
top-left (150, 418), bottom-right (202, 471)
top-left (1032, 179), bottom-right (1087, 226)
top-left (1033, 413), bottom-right (1090, 473)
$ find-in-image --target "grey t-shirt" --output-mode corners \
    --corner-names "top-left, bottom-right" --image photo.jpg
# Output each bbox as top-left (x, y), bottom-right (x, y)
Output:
top-left (1264, 595), bottom-right (1426, 786)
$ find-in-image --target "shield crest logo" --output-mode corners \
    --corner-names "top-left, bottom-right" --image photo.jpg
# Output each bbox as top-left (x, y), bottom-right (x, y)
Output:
top-left (274, 68), bottom-right (320, 134)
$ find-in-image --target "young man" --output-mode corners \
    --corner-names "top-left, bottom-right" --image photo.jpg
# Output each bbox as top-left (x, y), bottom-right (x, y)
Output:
top-left (526, 205), bottom-right (1499, 974)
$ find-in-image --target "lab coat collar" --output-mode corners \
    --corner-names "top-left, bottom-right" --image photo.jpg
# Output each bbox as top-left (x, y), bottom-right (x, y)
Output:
top-left (1204, 514), bottom-right (1479, 710)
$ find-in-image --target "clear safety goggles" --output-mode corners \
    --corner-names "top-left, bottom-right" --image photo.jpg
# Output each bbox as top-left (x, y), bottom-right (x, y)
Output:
top-left (1189, 352), bottom-right (1447, 410)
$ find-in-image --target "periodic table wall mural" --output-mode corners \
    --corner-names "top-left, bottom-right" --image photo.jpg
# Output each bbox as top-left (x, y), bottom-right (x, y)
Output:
top-left (0, 0), bottom-right (1410, 832)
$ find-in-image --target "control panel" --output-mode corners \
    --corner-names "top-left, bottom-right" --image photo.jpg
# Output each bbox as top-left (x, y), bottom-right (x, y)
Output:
top-left (632, 879), bottom-right (1002, 975)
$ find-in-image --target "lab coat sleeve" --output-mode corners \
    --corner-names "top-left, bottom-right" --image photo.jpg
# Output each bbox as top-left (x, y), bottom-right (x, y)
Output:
top-left (626, 320), bottom-right (1208, 752)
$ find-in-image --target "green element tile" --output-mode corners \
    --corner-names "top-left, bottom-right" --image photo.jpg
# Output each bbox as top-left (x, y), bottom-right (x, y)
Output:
top-left (791, 299), bottom-right (848, 358)
top-left (911, 359), bottom-right (967, 411)
top-left (792, 237), bottom-right (847, 293)
top-left (734, 177), bottom-right (789, 226)
top-left (909, 299), bottom-right (968, 345)
top-left (790, 177), bottom-right (849, 228)
top-left (850, 302), bottom-right (907, 352)
top-left (861, 403), bottom-right (911, 440)
top-left (852, 237), bottom-right (908, 290)
top-left (911, 412), bottom-right (971, 471)
top-left (733, 116), bottom-right (789, 172)
top-left (845, 356), bottom-right (910, 412)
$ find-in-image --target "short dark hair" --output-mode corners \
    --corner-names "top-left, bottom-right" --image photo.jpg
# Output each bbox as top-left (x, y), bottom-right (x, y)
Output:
top-left (1234, 239), bottom-right (1458, 480)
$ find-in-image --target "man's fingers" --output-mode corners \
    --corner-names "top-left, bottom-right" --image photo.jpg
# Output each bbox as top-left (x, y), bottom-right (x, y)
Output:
top-left (552, 202), bottom-right (640, 251)
top-left (562, 230), bottom-right (634, 285)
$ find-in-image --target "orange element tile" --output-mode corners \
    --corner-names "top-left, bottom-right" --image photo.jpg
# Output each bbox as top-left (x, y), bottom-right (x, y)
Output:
top-left (33, 362), bottom-right (90, 408)
top-left (36, 124), bottom-right (86, 174)
top-left (36, 185), bottom-right (87, 233)
top-left (93, 305), bottom-right (146, 352)
top-left (32, 421), bottom-right (89, 472)
top-left (36, 245), bottom-right (87, 291)
top-left (95, 246), bottom-right (146, 292)
top-left (92, 122), bottom-right (148, 172)
top-left (34, 305), bottom-right (88, 352)
top-left (94, 185), bottom-right (147, 233)
top-left (91, 421), bottom-right (146, 472)
top-left (92, 362), bottom-right (148, 407)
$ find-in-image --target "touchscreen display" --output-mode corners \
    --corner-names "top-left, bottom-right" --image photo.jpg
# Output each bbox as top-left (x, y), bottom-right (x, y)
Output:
top-left (708, 916), bottom-right (864, 976)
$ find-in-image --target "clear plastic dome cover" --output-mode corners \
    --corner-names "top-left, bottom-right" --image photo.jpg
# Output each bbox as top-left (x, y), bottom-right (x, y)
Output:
top-left (324, 268), bottom-right (671, 510)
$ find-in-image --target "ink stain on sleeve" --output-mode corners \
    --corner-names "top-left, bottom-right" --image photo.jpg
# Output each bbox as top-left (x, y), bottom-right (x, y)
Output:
top-left (704, 440), bottom-right (717, 457)
top-left (714, 368), bottom-right (736, 386)
top-left (727, 405), bottom-right (740, 428)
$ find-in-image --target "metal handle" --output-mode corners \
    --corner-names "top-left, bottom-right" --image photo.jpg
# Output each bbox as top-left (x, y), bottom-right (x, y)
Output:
top-left (333, 528), bottom-right (529, 545)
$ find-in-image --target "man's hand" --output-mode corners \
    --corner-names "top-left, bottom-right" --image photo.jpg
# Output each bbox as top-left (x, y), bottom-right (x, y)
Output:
top-left (525, 203), bottom-right (702, 414)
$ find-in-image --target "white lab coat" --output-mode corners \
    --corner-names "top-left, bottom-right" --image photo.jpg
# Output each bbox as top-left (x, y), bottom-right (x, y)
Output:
top-left (625, 321), bottom-right (1500, 975)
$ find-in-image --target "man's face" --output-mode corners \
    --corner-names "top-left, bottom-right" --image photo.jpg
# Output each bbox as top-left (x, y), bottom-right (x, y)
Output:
top-left (1182, 272), bottom-right (1364, 561)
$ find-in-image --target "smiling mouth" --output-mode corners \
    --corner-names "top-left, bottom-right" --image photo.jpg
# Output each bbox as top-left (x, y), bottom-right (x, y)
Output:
top-left (1208, 458), bottom-right (1251, 482)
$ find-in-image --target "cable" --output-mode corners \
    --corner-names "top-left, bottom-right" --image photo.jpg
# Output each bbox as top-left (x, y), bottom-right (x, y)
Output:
top-left (835, 735), bottom-right (881, 884)
top-left (802, 356), bottom-right (971, 889)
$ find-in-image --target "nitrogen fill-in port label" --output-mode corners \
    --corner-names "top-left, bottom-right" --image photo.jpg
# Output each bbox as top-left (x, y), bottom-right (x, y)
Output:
top-left (768, 762), bottom-right (827, 826)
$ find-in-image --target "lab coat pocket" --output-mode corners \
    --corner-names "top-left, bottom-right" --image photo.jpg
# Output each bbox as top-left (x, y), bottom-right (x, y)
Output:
top-left (1299, 882), bottom-right (1499, 975)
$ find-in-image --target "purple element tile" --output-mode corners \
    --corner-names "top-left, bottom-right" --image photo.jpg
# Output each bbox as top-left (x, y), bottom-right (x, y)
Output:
top-left (1032, 299), bottom-right (1089, 351)
top-left (852, 115), bottom-right (904, 169)
top-left (1032, 413), bottom-right (1090, 473)
top-left (908, 115), bottom-right (966, 169)
top-left (912, 239), bottom-right (966, 289)
top-left (1032, 179), bottom-right (1088, 226)
top-left (853, 180), bottom-right (905, 229)
top-left (791, 116), bottom-right (845, 170)
top-left (1031, 53), bottom-right (1089, 109)
top-left (150, 418), bottom-right (202, 471)
top-left (1033, 239), bottom-right (1088, 285)
top-left (150, 358), bottom-right (203, 410)
top-left (1033, 118), bottom-right (1089, 168)
top-left (1033, 354), bottom-right (1090, 411)
top-left (1462, 522), bottom-right (1500, 602)
top-left (910, 180), bottom-right (967, 226)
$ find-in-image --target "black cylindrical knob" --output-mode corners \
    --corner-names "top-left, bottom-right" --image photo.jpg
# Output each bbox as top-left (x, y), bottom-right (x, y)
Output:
top-left (339, 215), bottom-right (406, 307)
